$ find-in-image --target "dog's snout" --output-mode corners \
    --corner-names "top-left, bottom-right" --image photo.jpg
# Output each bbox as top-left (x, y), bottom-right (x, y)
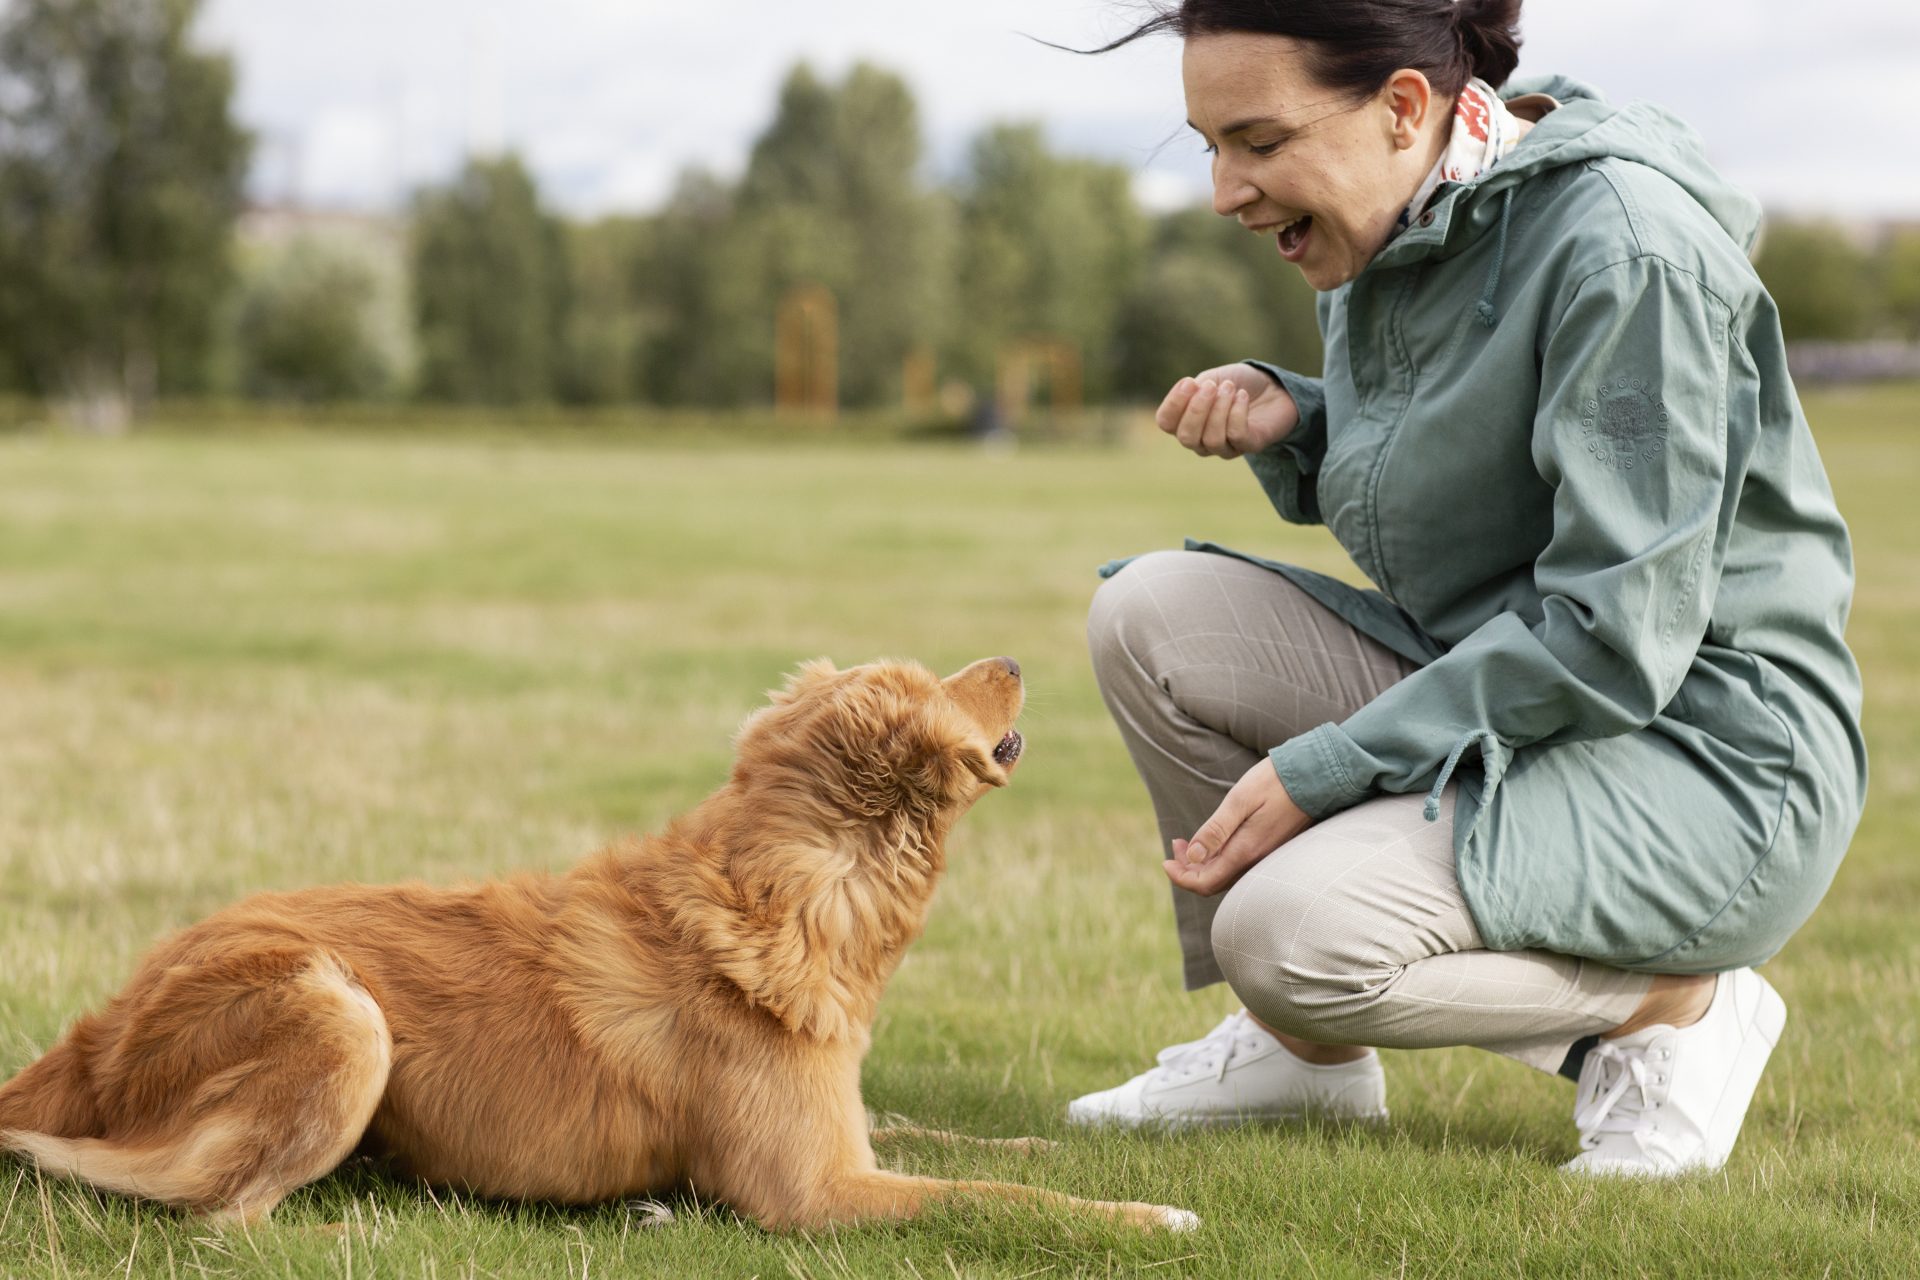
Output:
top-left (999, 657), bottom-right (1021, 680)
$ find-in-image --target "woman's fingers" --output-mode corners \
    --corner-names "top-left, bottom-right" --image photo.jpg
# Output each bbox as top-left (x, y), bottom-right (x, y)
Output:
top-left (1175, 379), bottom-right (1220, 452)
top-left (1221, 386), bottom-right (1254, 458)
top-left (1208, 386), bottom-right (1249, 458)
top-left (1160, 371), bottom-right (1262, 459)
top-left (1154, 377), bottom-right (1197, 435)
top-left (1183, 782), bottom-right (1255, 869)
top-left (1165, 822), bottom-right (1271, 895)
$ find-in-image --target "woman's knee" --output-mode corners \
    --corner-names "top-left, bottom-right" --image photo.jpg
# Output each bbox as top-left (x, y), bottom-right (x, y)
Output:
top-left (1209, 865), bottom-right (1382, 1042)
top-left (1086, 550), bottom-right (1206, 690)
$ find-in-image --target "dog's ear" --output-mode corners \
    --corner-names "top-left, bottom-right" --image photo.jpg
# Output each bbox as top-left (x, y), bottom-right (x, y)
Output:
top-left (914, 717), bottom-right (1004, 802)
top-left (956, 742), bottom-right (1005, 790)
top-left (767, 658), bottom-right (838, 706)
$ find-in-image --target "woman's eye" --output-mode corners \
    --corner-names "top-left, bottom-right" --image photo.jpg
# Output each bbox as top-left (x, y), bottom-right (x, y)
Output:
top-left (1249, 141), bottom-right (1283, 157)
top-left (1201, 143), bottom-right (1218, 156)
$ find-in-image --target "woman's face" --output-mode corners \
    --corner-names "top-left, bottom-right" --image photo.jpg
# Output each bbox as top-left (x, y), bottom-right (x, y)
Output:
top-left (1183, 32), bottom-right (1443, 291)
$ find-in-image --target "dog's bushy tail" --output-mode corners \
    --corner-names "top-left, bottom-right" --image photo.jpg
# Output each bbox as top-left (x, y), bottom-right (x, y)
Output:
top-left (0, 1041), bottom-right (98, 1142)
top-left (0, 1041), bottom-right (209, 1199)
top-left (4, 1041), bottom-right (272, 1212)
top-left (1, 1122), bottom-right (238, 1208)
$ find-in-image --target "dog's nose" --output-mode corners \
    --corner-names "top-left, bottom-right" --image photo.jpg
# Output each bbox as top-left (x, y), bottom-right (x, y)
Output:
top-left (999, 657), bottom-right (1021, 680)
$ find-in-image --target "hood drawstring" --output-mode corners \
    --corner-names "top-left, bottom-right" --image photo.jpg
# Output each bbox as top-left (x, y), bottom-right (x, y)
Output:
top-left (1424, 728), bottom-right (1507, 825)
top-left (1473, 187), bottom-right (1516, 329)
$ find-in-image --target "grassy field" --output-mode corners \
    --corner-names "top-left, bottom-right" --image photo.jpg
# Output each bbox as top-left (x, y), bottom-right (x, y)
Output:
top-left (2, 387), bottom-right (1917, 1278)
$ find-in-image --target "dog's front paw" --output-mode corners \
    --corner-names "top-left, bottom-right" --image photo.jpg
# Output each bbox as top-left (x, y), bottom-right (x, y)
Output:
top-left (996, 1136), bottom-right (1058, 1154)
top-left (625, 1199), bottom-right (675, 1229)
top-left (1118, 1201), bottom-right (1201, 1232)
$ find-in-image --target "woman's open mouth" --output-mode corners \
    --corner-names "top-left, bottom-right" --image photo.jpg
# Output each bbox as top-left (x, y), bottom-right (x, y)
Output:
top-left (1277, 216), bottom-right (1313, 262)
top-left (992, 730), bottom-right (1024, 766)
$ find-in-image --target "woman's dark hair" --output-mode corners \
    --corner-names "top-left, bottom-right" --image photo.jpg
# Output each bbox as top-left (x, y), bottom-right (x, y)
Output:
top-left (1090, 0), bottom-right (1524, 97)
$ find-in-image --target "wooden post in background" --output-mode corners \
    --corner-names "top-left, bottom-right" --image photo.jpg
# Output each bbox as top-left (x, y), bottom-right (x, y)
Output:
top-left (995, 342), bottom-right (1031, 425)
top-left (1042, 338), bottom-right (1082, 416)
top-left (776, 284), bottom-right (838, 418)
top-left (995, 336), bottom-right (1081, 429)
top-left (902, 346), bottom-right (935, 415)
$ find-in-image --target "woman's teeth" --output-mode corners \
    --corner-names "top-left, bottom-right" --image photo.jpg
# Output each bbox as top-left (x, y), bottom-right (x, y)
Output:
top-left (1278, 216), bottom-right (1313, 255)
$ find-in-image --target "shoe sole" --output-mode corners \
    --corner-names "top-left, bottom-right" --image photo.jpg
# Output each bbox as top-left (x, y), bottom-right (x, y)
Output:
top-left (1066, 1106), bottom-right (1390, 1131)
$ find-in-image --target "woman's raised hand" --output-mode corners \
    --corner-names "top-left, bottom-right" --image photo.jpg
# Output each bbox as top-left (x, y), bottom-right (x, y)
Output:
top-left (1155, 364), bottom-right (1299, 460)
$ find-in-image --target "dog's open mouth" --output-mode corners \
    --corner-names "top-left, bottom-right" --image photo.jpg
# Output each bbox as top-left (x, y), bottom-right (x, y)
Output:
top-left (992, 730), bottom-right (1024, 767)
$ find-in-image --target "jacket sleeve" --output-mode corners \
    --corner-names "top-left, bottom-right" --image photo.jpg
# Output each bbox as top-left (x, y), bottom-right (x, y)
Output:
top-left (1266, 255), bottom-right (1740, 826)
top-left (1241, 360), bottom-right (1328, 525)
top-left (1243, 291), bottom-right (1337, 524)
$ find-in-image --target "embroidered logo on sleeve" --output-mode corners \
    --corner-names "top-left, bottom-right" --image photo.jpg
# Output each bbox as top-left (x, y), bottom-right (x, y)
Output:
top-left (1580, 377), bottom-right (1670, 470)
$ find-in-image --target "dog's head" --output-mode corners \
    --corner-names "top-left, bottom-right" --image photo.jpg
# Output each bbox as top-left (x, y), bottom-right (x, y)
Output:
top-left (734, 657), bottom-right (1025, 827)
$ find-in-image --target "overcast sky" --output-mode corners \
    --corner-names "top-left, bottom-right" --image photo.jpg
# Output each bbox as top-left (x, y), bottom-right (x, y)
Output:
top-left (198, 0), bottom-right (1920, 221)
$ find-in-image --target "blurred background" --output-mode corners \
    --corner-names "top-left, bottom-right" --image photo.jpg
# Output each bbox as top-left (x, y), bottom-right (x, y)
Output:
top-left (0, 0), bottom-right (1916, 430)
top-left (4, 9), bottom-right (1919, 1271)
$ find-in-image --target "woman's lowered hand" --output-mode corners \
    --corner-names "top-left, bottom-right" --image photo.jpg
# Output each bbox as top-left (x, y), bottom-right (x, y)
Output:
top-left (1154, 364), bottom-right (1299, 460)
top-left (1164, 759), bottom-right (1313, 896)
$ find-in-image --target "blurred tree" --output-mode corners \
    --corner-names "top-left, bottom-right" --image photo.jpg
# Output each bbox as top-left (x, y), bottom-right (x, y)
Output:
top-left (1115, 206), bottom-right (1323, 397)
top-left (734, 62), bottom-right (951, 408)
top-left (557, 215), bottom-right (650, 405)
top-left (1754, 220), bottom-right (1873, 343)
top-left (635, 169), bottom-right (778, 406)
top-left (0, 0), bottom-right (249, 426)
top-left (950, 124), bottom-right (1146, 402)
top-left (411, 154), bottom-right (568, 405)
top-left (236, 235), bottom-right (399, 402)
top-left (1880, 228), bottom-right (1920, 341)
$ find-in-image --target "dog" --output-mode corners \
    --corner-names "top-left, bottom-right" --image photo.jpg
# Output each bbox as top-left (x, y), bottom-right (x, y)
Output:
top-left (0, 657), bottom-right (1198, 1233)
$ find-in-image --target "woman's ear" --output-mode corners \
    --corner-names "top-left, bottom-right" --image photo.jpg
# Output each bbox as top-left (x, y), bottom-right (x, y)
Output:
top-left (1383, 67), bottom-right (1437, 152)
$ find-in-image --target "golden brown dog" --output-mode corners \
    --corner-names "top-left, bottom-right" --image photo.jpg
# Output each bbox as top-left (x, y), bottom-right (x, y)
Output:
top-left (0, 657), bottom-right (1197, 1233)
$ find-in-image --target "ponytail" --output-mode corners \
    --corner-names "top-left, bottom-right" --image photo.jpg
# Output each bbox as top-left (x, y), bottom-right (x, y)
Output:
top-left (1453, 0), bottom-right (1524, 88)
top-left (1085, 1), bottom-right (1526, 98)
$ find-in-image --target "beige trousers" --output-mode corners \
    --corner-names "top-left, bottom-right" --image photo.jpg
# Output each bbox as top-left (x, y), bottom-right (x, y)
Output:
top-left (1088, 550), bottom-right (1648, 1074)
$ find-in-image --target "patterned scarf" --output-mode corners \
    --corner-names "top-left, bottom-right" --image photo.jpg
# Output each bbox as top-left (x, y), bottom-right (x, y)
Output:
top-left (1397, 78), bottom-right (1528, 234)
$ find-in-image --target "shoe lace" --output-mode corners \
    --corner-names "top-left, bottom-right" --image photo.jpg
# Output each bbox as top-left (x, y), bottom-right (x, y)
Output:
top-left (1572, 1039), bottom-right (1672, 1147)
top-left (1149, 1012), bottom-right (1266, 1084)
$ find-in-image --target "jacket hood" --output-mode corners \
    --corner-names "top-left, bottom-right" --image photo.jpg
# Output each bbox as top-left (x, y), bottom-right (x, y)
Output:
top-left (1480, 75), bottom-right (1762, 254)
top-left (1366, 74), bottom-right (1763, 325)
top-left (1374, 74), bottom-right (1763, 282)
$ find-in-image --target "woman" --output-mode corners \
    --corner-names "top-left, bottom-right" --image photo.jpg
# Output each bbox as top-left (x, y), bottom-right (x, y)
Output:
top-left (1068, 0), bottom-right (1867, 1176)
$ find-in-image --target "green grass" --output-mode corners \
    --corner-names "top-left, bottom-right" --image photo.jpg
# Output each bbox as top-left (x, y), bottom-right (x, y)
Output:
top-left (3, 388), bottom-right (1918, 1277)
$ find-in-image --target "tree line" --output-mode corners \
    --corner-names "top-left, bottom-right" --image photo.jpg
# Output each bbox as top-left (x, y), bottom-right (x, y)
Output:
top-left (1, 0), bottom-right (1914, 423)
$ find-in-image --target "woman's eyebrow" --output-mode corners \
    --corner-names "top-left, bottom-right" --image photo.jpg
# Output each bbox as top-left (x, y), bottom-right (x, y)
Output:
top-left (1187, 115), bottom-right (1293, 139)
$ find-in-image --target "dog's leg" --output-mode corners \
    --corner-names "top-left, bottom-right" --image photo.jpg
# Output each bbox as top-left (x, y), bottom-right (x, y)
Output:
top-left (766, 1170), bottom-right (1198, 1233)
top-left (867, 1113), bottom-right (1055, 1155)
top-left (709, 1074), bottom-right (1189, 1233)
top-left (2, 948), bottom-right (392, 1226)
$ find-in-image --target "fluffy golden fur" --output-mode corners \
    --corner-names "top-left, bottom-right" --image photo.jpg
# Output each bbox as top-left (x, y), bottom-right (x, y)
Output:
top-left (0, 657), bottom-right (1196, 1232)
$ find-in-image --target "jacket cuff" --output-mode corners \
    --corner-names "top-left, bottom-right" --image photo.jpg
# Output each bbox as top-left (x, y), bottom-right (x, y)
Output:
top-left (1267, 723), bottom-right (1376, 821)
top-left (1242, 360), bottom-right (1327, 525)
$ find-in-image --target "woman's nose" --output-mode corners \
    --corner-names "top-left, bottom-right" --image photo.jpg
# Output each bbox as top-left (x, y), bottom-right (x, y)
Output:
top-left (1211, 164), bottom-right (1257, 218)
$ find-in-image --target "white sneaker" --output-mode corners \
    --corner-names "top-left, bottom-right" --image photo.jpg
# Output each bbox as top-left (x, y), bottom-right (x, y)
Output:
top-left (1065, 1011), bottom-right (1388, 1129)
top-left (1562, 968), bottom-right (1787, 1177)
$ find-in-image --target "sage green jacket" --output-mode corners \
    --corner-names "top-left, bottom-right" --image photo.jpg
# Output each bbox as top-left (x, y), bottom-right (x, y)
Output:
top-left (1110, 76), bottom-right (1868, 973)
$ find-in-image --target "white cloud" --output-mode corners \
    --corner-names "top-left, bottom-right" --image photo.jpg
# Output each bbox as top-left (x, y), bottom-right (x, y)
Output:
top-left (299, 106), bottom-right (398, 210)
top-left (197, 0), bottom-right (1920, 218)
